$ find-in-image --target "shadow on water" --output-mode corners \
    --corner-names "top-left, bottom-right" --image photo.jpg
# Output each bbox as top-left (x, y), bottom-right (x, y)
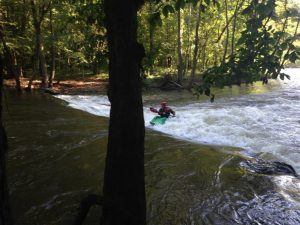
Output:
top-left (4, 91), bottom-right (300, 225)
top-left (4, 91), bottom-right (108, 225)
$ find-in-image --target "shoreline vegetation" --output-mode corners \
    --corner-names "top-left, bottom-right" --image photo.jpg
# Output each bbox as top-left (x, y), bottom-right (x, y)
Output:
top-left (4, 65), bottom-right (299, 95)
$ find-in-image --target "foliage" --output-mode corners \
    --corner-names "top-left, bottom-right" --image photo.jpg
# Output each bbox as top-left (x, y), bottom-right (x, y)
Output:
top-left (0, 0), bottom-right (299, 87)
top-left (193, 0), bottom-right (300, 97)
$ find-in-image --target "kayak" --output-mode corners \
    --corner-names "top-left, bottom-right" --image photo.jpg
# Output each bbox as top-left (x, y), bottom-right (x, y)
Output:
top-left (150, 116), bottom-right (167, 125)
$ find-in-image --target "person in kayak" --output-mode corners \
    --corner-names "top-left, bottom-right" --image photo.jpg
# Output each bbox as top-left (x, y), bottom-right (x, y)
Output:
top-left (150, 101), bottom-right (175, 118)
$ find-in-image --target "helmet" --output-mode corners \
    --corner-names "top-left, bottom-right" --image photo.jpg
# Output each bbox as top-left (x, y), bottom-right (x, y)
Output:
top-left (160, 101), bottom-right (167, 106)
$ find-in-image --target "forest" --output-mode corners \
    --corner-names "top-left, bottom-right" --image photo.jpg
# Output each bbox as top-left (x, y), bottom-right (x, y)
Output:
top-left (1, 0), bottom-right (300, 225)
top-left (1, 0), bottom-right (300, 92)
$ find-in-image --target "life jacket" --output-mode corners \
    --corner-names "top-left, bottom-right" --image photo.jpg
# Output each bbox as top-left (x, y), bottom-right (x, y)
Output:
top-left (158, 107), bottom-right (174, 117)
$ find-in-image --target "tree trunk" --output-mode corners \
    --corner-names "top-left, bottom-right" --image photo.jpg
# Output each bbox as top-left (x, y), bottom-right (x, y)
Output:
top-left (222, 0), bottom-right (229, 63)
top-left (188, 0), bottom-right (202, 89)
top-left (215, 0), bottom-right (245, 44)
top-left (26, 55), bottom-right (36, 91)
top-left (49, 4), bottom-right (55, 88)
top-left (0, 20), bottom-right (21, 91)
top-left (149, 2), bottom-right (154, 75)
top-left (231, 0), bottom-right (240, 55)
top-left (177, 9), bottom-right (184, 84)
top-left (30, 0), bottom-right (49, 89)
top-left (35, 28), bottom-right (48, 89)
top-left (101, 0), bottom-right (146, 225)
top-left (201, 35), bottom-right (208, 71)
top-left (0, 53), bottom-right (14, 225)
top-left (3, 48), bottom-right (21, 92)
top-left (183, 3), bottom-right (192, 75)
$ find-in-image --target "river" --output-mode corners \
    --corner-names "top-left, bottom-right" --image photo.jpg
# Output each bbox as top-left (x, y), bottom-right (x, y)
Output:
top-left (4, 68), bottom-right (300, 224)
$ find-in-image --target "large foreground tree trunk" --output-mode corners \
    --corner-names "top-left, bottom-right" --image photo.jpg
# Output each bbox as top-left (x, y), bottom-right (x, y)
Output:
top-left (101, 0), bottom-right (146, 225)
top-left (0, 54), bottom-right (13, 225)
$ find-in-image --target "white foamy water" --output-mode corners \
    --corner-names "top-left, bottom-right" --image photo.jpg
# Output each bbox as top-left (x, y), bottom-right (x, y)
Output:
top-left (56, 68), bottom-right (300, 173)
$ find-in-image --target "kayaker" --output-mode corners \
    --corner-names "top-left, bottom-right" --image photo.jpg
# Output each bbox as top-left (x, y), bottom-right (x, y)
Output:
top-left (150, 101), bottom-right (175, 118)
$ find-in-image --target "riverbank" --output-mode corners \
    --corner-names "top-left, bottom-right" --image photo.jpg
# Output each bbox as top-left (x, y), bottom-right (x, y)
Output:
top-left (3, 74), bottom-right (186, 95)
top-left (3, 77), bottom-right (109, 95)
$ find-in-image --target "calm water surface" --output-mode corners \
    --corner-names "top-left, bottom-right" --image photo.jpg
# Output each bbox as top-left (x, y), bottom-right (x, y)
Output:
top-left (4, 68), bottom-right (300, 224)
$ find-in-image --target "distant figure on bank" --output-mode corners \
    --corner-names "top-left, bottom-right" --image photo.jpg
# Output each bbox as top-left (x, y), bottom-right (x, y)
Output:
top-left (150, 101), bottom-right (175, 118)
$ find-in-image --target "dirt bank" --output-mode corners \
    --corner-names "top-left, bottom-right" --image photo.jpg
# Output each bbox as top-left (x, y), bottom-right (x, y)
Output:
top-left (4, 77), bottom-right (108, 95)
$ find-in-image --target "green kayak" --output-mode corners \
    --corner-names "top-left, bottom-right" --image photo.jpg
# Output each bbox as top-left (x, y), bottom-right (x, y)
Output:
top-left (150, 116), bottom-right (168, 125)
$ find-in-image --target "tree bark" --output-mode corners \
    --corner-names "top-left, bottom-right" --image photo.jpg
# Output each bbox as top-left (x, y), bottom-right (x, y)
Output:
top-left (149, 2), bottom-right (154, 75)
top-left (183, 3), bottom-right (192, 75)
top-left (0, 16), bottom-right (21, 91)
top-left (177, 9), bottom-right (184, 84)
top-left (0, 10), bottom-right (14, 224)
top-left (0, 53), bottom-right (14, 225)
top-left (222, 0), bottom-right (230, 63)
top-left (231, 0), bottom-right (240, 55)
top-left (101, 0), bottom-right (146, 225)
top-left (215, 0), bottom-right (245, 43)
top-left (188, 0), bottom-right (203, 89)
top-left (36, 29), bottom-right (48, 88)
top-left (49, 3), bottom-right (55, 88)
top-left (30, 0), bottom-right (50, 89)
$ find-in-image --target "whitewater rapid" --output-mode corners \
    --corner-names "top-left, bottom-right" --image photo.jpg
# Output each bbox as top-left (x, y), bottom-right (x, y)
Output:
top-left (56, 68), bottom-right (300, 174)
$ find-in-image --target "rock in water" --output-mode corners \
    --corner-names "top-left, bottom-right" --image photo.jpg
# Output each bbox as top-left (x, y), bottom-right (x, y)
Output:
top-left (241, 159), bottom-right (298, 177)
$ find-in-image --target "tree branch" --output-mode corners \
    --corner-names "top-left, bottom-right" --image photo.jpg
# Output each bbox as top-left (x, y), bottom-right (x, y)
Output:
top-left (72, 194), bottom-right (104, 225)
top-left (215, 0), bottom-right (246, 43)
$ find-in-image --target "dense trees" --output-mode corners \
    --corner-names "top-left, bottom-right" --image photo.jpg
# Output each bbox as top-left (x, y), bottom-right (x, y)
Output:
top-left (0, 0), bottom-right (299, 92)
top-left (1, 0), bottom-right (107, 90)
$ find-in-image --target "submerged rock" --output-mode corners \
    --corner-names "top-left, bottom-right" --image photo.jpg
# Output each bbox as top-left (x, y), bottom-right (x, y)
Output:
top-left (241, 159), bottom-right (298, 177)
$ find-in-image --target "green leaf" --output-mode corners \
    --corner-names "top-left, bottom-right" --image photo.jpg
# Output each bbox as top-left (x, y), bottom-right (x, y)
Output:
top-left (280, 42), bottom-right (288, 50)
top-left (284, 53), bottom-right (289, 60)
top-left (200, 4), bottom-right (206, 12)
top-left (204, 88), bottom-right (210, 96)
top-left (289, 51), bottom-right (299, 63)
top-left (162, 5), bottom-right (174, 17)
top-left (149, 12), bottom-right (162, 27)
top-left (279, 73), bottom-right (290, 80)
top-left (175, 0), bottom-right (185, 10)
top-left (288, 43), bottom-right (296, 51)
top-left (242, 5), bottom-right (253, 15)
top-left (214, 1), bottom-right (221, 9)
top-left (236, 35), bottom-right (246, 46)
top-left (204, 0), bottom-right (210, 5)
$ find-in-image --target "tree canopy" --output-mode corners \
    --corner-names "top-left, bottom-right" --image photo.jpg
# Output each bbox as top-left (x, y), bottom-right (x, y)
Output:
top-left (0, 0), bottom-right (299, 92)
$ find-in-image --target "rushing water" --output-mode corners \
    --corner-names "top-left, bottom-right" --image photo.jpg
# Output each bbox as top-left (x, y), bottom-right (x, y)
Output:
top-left (4, 68), bottom-right (300, 225)
top-left (57, 68), bottom-right (300, 174)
